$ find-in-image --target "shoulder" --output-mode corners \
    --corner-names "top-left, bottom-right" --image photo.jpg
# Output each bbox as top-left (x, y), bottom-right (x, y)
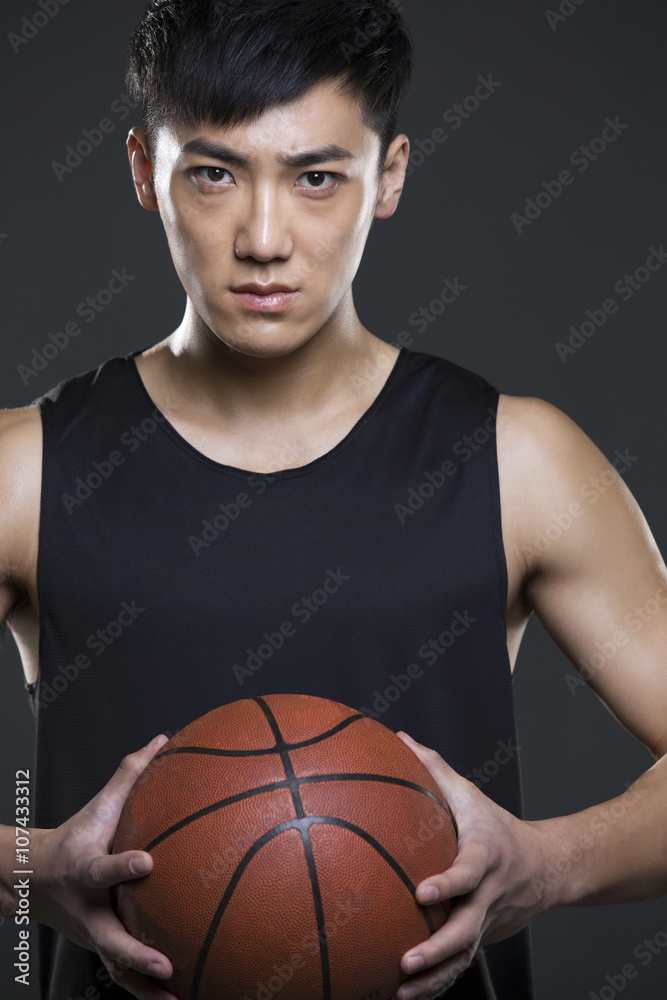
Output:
top-left (495, 393), bottom-right (632, 576)
top-left (0, 404), bottom-right (43, 523)
top-left (496, 392), bottom-right (600, 458)
top-left (496, 393), bottom-right (614, 481)
top-left (0, 404), bottom-right (43, 481)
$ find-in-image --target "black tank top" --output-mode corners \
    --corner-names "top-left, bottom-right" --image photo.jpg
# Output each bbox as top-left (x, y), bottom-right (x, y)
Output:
top-left (29, 345), bottom-right (534, 1000)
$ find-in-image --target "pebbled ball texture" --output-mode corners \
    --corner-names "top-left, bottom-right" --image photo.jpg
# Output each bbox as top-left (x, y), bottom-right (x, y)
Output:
top-left (112, 693), bottom-right (457, 1000)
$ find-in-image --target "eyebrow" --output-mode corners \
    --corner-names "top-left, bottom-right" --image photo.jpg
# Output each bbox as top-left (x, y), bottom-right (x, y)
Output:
top-left (180, 138), bottom-right (354, 168)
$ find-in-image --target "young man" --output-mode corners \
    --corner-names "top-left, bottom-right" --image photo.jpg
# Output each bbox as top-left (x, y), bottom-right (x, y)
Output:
top-left (1, 1), bottom-right (666, 999)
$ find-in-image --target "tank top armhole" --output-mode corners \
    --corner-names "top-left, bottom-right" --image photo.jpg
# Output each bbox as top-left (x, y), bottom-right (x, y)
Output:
top-left (485, 385), bottom-right (512, 671)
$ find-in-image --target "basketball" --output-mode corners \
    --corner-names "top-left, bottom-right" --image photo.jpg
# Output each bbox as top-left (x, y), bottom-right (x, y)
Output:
top-left (112, 693), bottom-right (457, 1000)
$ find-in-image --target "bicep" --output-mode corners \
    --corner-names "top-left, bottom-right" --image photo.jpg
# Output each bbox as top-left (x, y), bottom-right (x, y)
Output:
top-left (0, 406), bottom-right (42, 629)
top-left (514, 400), bottom-right (667, 759)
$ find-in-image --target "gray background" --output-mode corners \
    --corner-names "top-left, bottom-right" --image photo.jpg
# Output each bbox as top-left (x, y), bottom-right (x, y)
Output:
top-left (1, 0), bottom-right (666, 997)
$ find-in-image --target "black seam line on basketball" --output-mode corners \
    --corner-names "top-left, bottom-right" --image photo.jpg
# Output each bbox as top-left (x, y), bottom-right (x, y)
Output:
top-left (250, 700), bottom-right (333, 1000)
top-left (140, 773), bottom-right (451, 853)
top-left (189, 816), bottom-right (433, 1000)
top-left (153, 711), bottom-right (365, 760)
top-left (189, 818), bottom-right (324, 1000)
top-left (298, 817), bottom-right (438, 937)
top-left (301, 823), bottom-right (332, 1000)
top-left (254, 696), bottom-right (303, 819)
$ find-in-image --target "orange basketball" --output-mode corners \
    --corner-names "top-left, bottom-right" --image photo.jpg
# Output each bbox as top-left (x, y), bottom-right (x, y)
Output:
top-left (112, 693), bottom-right (457, 1000)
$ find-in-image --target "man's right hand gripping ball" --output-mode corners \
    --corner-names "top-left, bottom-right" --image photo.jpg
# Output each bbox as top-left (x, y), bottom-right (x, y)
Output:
top-left (32, 734), bottom-right (178, 1000)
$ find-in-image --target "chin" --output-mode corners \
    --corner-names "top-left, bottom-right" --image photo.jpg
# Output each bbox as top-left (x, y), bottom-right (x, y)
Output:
top-left (213, 328), bottom-right (313, 360)
top-left (205, 311), bottom-right (318, 358)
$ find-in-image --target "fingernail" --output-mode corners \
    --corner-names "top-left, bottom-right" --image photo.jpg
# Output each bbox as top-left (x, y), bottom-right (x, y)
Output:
top-left (144, 734), bottom-right (167, 751)
top-left (399, 985), bottom-right (420, 1000)
top-left (405, 953), bottom-right (424, 973)
top-left (129, 855), bottom-right (151, 875)
top-left (147, 961), bottom-right (166, 978)
top-left (400, 731), bottom-right (416, 743)
top-left (419, 884), bottom-right (439, 903)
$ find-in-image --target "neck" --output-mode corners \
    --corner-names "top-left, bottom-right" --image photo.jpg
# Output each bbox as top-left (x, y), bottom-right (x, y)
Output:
top-left (153, 293), bottom-right (393, 426)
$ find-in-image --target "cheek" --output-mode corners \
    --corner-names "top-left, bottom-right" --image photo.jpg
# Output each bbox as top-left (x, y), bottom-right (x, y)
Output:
top-left (300, 210), bottom-right (369, 288)
top-left (167, 212), bottom-right (229, 284)
top-left (337, 188), bottom-right (376, 265)
top-left (159, 180), bottom-right (224, 262)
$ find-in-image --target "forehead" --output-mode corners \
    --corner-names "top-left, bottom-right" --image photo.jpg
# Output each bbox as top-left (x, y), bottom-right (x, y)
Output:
top-left (155, 78), bottom-right (379, 164)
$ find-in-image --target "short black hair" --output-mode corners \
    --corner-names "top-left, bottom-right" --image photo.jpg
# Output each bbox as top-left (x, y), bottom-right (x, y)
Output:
top-left (125, 0), bottom-right (414, 184)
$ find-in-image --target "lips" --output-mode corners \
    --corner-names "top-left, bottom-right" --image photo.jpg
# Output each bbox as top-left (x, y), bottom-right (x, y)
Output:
top-left (229, 285), bottom-right (301, 313)
top-left (231, 284), bottom-right (298, 295)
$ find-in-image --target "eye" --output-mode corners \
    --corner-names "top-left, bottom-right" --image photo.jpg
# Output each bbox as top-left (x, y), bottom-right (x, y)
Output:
top-left (297, 171), bottom-right (338, 192)
top-left (192, 166), bottom-right (233, 185)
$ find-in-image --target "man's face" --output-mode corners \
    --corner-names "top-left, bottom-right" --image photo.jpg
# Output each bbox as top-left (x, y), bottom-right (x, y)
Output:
top-left (128, 78), bottom-right (408, 358)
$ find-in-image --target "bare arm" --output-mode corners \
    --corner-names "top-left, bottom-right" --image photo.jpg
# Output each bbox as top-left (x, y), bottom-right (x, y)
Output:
top-left (0, 407), bottom-right (38, 629)
top-left (498, 393), bottom-right (667, 907)
top-left (0, 408), bottom-right (42, 919)
top-left (393, 396), bottom-right (667, 998)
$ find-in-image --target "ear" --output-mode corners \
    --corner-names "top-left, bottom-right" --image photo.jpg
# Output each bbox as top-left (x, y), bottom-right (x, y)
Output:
top-left (127, 127), bottom-right (159, 212)
top-left (374, 134), bottom-right (410, 220)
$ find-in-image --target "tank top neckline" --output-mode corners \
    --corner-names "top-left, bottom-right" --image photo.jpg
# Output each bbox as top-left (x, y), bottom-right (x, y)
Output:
top-left (122, 344), bottom-right (410, 480)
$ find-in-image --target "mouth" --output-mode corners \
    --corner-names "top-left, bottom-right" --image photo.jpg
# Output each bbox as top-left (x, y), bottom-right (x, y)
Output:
top-left (229, 283), bottom-right (301, 314)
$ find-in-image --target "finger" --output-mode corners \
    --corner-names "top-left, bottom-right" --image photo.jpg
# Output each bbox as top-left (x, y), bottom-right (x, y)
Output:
top-left (100, 957), bottom-right (180, 1000)
top-left (396, 946), bottom-right (475, 1000)
top-left (85, 735), bottom-right (170, 831)
top-left (396, 733), bottom-right (471, 797)
top-left (401, 897), bottom-right (482, 977)
top-left (83, 845), bottom-right (154, 890)
top-left (414, 841), bottom-right (489, 904)
top-left (90, 908), bottom-right (174, 981)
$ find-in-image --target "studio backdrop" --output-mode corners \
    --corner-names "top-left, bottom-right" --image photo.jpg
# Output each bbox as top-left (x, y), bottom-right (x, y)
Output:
top-left (1, 1), bottom-right (666, 998)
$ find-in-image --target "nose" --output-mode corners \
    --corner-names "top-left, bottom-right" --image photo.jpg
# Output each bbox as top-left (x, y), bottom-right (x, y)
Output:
top-left (233, 183), bottom-right (293, 263)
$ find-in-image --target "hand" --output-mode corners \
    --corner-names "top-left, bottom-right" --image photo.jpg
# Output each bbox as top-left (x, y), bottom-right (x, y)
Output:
top-left (31, 735), bottom-right (179, 1000)
top-left (394, 731), bottom-right (554, 1000)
